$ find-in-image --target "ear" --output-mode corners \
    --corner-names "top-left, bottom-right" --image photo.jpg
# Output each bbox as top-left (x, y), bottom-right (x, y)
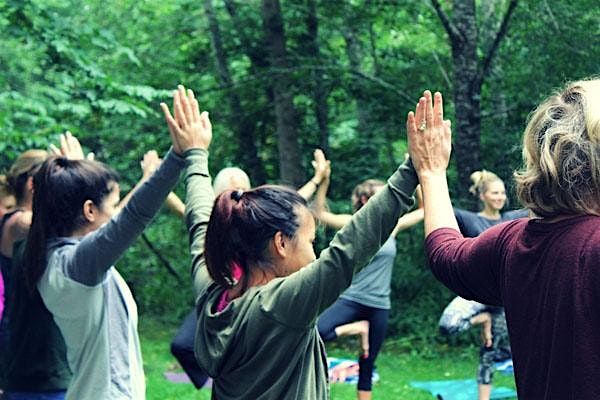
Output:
top-left (479, 192), bottom-right (486, 202)
top-left (360, 195), bottom-right (369, 206)
top-left (271, 231), bottom-right (288, 259)
top-left (26, 176), bottom-right (34, 193)
top-left (82, 199), bottom-right (97, 223)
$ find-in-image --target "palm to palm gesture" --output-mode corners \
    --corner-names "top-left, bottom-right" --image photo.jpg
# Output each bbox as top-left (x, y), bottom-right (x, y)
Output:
top-left (406, 90), bottom-right (452, 178)
top-left (161, 85), bottom-right (212, 154)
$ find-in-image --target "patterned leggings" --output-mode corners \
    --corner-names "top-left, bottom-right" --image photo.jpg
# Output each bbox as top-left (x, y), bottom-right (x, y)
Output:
top-left (439, 296), bottom-right (511, 384)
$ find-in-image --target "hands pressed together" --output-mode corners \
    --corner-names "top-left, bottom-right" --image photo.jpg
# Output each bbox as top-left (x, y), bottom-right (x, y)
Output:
top-left (406, 90), bottom-right (452, 178)
top-left (161, 85), bottom-right (212, 154)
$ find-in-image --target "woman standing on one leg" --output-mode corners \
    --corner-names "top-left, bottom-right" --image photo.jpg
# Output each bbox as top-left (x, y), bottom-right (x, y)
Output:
top-left (437, 171), bottom-right (527, 400)
top-left (313, 160), bottom-right (423, 400)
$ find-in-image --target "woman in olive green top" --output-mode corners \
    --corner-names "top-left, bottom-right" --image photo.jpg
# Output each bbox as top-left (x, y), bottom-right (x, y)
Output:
top-left (167, 89), bottom-right (421, 399)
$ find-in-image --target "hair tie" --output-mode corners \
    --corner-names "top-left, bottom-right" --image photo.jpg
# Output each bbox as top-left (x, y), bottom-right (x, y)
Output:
top-left (231, 189), bottom-right (244, 202)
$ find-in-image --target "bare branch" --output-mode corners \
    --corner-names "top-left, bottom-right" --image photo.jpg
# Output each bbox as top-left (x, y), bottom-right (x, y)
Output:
top-left (479, 0), bottom-right (518, 82)
top-left (430, 0), bottom-right (462, 43)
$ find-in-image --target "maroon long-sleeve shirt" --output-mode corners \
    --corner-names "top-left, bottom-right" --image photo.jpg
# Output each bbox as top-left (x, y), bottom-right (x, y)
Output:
top-left (426, 215), bottom-right (600, 399)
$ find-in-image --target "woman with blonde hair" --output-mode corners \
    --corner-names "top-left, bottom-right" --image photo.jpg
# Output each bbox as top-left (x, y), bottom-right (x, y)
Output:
top-left (437, 169), bottom-right (526, 400)
top-left (413, 80), bottom-right (600, 398)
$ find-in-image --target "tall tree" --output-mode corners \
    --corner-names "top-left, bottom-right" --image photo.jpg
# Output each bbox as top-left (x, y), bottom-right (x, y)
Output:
top-left (261, 0), bottom-right (303, 186)
top-left (305, 0), bottom-right (330, 153)
top-left (431, 0), bottom-right (518, 203)
top-left (203, 0), bottom-right (266, 184)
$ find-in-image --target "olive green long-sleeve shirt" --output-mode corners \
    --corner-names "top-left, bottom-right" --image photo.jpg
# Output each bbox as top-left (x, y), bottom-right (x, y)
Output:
top-left (184, 148), bottom-right (418, 399)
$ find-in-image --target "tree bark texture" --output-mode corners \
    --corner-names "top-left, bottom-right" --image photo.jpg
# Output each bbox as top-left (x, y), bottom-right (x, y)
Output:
top-left (432, 0), bottom-right (518, 204)
top-left (261, 0), bottom-right (303, 186)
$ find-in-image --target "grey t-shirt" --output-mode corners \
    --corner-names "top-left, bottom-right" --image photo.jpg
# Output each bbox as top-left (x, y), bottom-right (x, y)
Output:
top-left (454, 208), bottom-right (528, 238)
top-left (339, 236), bottom-right (397, 309)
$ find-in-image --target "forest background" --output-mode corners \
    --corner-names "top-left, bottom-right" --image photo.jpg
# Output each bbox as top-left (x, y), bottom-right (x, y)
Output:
top-left (1, 0), bottom-right (598, 347)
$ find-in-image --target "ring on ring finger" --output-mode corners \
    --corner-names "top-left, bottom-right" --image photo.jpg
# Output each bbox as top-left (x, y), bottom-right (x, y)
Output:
top-left (418, 121), bottom-right (427, 132)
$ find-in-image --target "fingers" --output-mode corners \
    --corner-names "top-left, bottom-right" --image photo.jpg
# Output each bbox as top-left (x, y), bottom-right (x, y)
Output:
top-left (160, 102), bottom-right (181, 152)
top-left (406, 111), bottom-right (417, 138)
top-left (433, 92), bottom-right (444, 126)
top-left (49, 143), bottom-right (61, 156)
top-left (200, 111), bottom-right (211, 130)
top-left (178, 85), bottom-right (193, 124)
top-left (160, 102), bottom-right (178, 135)
top-left (424, 90), bottom-right (434, 129)
top-left (186, 89), bottom-right (201, 123)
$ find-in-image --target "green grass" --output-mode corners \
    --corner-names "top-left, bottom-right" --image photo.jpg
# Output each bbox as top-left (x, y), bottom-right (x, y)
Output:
top-left (141, 319), bottom-right (516, 400)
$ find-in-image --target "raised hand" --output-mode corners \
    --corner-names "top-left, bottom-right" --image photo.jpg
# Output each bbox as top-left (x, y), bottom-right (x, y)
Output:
top-left (311, 149), bottom-right (331, 184)
top-left (140, 150), bottom-right (161, 179)
top-left (49, 131), bottom-right (95, 160)
top-left (160, 85), bottom-right (212, 155)
top-left (406, 91), bottom-right (452, 178)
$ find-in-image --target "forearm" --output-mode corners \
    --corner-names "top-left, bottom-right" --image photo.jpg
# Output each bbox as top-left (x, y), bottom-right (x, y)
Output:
top-left (314, 160), bottom-right (418, 308)
top-left (392, 207), bottom-right (424, 236)
top-left (71, 149), bottom-right (185, 284)
top-left (297, 177), bottom-right (320, 200)
top-left (420, 173), bottom-right (459, 236)
top-left (183, 149), bottom-right (214, 295)
top-left (165, 192), bottom-right (185, 218)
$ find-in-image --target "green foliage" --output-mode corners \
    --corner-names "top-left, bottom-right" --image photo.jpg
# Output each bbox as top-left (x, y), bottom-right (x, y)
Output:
top-left (1, 0), bottom-right (599, 343)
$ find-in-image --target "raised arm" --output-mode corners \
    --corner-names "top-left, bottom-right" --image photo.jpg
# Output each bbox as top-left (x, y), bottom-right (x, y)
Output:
top-left (407, 90), bottom-right (457, 236)
top-left (66, 86), bottom-right (206, 285)
top-left (156, 89), bottom-right (215, 296)
top-left (264, 159), bottom-right (418, 326)
top-left (313, 157), bottom-right (351, 229)
top-left (297, 149), bottom-right (330, 200)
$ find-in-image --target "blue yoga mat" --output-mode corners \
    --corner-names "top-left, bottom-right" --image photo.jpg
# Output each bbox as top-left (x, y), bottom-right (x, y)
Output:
top-left (410, 379), bottom-right (517, 400)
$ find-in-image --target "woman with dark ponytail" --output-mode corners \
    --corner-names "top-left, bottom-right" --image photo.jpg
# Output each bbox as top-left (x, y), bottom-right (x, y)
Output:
top-left (13, 85), bottom-right (207, 400)
top-left (177, 90), bottom-right (419, 398)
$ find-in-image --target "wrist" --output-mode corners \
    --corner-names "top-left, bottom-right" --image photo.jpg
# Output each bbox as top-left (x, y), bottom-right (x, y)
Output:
top-left (310, 177), bottom-right (321, 186)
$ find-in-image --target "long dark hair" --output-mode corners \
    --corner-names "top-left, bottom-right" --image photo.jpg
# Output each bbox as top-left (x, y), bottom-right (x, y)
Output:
top-left (205, 185), bottom-right (307, 292)
top-left (23, 156), bottom-right (119, 292)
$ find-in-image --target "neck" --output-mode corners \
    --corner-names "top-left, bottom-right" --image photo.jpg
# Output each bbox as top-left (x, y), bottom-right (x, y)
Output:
top-left (479, 206), bottom-right (500, 219)
top-left (227, 268), bottom-right (276, 299)
top-left (16, 198), bottom-right (32, 211)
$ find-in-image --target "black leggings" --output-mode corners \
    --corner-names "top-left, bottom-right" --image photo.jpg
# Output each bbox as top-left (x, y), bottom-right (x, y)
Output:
top-left (317, 298), bottom-right (389, 391)
top-left (170, 310), bottom-right (209, 389)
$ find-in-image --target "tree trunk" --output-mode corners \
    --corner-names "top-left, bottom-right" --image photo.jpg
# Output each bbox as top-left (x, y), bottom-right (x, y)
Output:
top-left (305, 0), bottom-right (330, 153)
top-left (451, 0), bottom-right (481, 206)
top-left (343, 24), bottom-right (378, 178)
top-left (203, 0), bottom-right (266, 185)
top-left (432, 0), bottom-right (518, 206)
top-left (261, 0), bottom-right (303, 186)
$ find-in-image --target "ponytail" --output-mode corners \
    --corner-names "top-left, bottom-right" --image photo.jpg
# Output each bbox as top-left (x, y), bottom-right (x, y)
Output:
top-left (469, 170), bottom-right (502, 197)
top-left (205, 185), bottom-right (307, 292)
top-left (23, 156), bottom-right (119, 292)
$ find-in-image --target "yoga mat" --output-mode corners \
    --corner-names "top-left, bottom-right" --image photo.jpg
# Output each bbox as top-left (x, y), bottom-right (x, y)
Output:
top-left (410, 379), bottom-right (517, 400)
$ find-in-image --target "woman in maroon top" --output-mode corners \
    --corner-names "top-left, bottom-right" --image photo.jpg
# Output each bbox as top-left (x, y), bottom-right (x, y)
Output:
top-left (409, 80), bottom-right (600, 399)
